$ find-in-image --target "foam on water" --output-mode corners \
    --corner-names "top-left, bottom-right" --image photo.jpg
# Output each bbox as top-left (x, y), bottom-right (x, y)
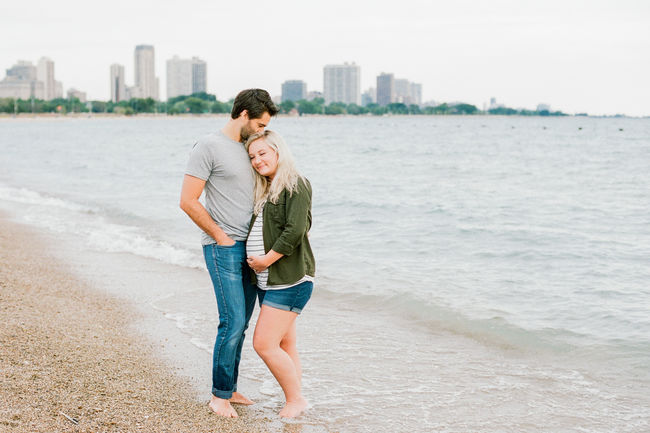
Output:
top-left (0, 183), bottom-right (203, 269)
top-left (0, 184), bottom-right (93, 212)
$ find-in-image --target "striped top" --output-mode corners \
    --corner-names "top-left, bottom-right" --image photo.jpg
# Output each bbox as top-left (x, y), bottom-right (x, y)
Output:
top-left (246, 206), bottom-right (313, 290)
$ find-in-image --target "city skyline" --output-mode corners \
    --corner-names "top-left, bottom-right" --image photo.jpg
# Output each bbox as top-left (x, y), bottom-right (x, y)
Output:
top-left (1, 0), bottom-right (649, 116)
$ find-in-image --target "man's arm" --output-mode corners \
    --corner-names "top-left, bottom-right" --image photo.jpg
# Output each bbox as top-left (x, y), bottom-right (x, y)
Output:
top-left (179, 174), bottom-right (234, 246)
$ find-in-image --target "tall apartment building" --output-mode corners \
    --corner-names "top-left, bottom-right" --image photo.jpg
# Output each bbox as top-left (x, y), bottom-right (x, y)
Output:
top-left (134, 45), bottom-right (159, 100)
top-left (323, 62), bottom-right (361, 105)
top-left (376, 73), bottom-right (394, 106)
top-left (191, 58), bottom-right (207, 94)
top-left (167, 56), bottom-right (207, 99)
top-left (281, 80), bottom-right (307, 102)
top-left (110, 64), bottom-right (126, 102)
top-left (409, 82), bottom-right (422, 106)
top-left (37, 57), bottom-right (56, 100)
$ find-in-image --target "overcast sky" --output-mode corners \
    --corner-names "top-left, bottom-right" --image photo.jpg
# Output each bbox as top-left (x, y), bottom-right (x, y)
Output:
top-left (2, 0), bottom-right (649, 116)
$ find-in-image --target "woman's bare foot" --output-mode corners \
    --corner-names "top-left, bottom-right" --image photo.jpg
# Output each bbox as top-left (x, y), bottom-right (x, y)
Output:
top-left (229, 391), bottom-right (254, 405)
top-left (208, 396), bottom-right (238, 418)
top-left (279, 397), bottom-right (308, 418)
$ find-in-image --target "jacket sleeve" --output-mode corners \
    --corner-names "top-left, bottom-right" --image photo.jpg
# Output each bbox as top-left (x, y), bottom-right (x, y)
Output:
top-left (270, 178), bottom-right (311, 256)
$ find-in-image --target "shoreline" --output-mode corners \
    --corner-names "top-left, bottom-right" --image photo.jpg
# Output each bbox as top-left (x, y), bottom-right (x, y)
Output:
top-left (0, 214), bottom-right (271, 432)
top-left (1, 112), bottom-right (645, 120)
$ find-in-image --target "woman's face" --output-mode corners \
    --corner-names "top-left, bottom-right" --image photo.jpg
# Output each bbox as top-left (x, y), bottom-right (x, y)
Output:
top-left (248, 138), bottom-right (279, 180)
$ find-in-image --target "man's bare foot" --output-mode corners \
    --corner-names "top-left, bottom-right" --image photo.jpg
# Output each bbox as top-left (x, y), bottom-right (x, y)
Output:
top-left (208, 396), bottom-right (238, 418)
top-left (229, 391), bottom-right (254, 405)
top-left (279, 397), bottom-right (308, 418)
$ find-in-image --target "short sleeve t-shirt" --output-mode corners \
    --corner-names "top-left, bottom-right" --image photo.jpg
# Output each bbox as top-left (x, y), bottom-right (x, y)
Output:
top-left (185, 132), bottom-right (255, 244)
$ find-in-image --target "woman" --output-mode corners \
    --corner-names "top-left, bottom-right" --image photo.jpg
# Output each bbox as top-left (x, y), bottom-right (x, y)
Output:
top-left (245, 130), bottom-right (315, 418)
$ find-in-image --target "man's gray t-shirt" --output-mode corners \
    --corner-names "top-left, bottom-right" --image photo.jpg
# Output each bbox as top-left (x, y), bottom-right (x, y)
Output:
top-left (185, 131), bottom-right (255, 245)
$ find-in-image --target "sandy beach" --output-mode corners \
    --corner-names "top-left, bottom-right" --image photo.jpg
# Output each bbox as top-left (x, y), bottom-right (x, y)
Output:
top-left (0, 214), bottom-right (272, 432)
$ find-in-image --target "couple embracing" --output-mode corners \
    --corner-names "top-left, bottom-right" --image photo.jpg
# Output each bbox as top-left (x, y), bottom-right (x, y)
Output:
top-left (180, 89), bottom-right (314, 419)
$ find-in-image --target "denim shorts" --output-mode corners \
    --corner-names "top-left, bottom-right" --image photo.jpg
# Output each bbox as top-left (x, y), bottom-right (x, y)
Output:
top-left (257, 280), bottom-right (313, 314)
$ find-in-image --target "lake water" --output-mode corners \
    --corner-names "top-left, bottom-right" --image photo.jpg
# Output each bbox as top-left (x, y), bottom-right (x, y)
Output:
top-left (1, 115), bottom-right (649, 432)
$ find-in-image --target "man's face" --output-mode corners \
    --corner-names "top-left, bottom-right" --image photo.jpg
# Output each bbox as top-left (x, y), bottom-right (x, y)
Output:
top-left (240, 112), bottom-right (271, 142)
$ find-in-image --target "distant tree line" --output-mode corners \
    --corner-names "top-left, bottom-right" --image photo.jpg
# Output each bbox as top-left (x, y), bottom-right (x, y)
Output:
top-left (487, 106), bottom-right (566, 116)
top-left (0, 92), bottom-right (567, 116)
top-left (0, 92), bottom-right (232, 115)
top-left (277, 98), bottom-right (483, 116)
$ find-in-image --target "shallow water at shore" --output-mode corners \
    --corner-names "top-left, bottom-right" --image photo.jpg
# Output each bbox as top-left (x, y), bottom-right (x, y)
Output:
top-left (2, 116), bottom-right (649, 431)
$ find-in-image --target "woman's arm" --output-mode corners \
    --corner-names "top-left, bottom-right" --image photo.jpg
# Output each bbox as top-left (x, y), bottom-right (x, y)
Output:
top-left (269, 179), bottom-right (312, 256)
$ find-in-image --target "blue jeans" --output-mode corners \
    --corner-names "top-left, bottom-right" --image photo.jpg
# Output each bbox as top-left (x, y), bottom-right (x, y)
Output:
top-left (203, 241), bottom-right (257, 399)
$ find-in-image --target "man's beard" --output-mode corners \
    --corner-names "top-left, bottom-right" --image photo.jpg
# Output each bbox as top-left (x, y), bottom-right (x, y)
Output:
top-left (240, 123), bottom-right (254, 142)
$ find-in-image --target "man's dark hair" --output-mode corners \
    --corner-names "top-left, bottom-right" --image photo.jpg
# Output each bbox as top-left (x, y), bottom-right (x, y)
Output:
top-left (231, 88), bottom-right (278, 120)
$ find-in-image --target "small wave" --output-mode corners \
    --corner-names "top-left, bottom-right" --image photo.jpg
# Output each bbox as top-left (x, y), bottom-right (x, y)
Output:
top-left (1, 182), bottom-right (203, 270)
top-left (0, 184), bottom-right (94, 213)
top-left (85, 223), bottom-right (202, 269)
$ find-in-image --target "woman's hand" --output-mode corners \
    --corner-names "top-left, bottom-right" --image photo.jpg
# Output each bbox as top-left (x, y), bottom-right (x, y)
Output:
top-left (247, 255), bottom-right (270, 273)
top-left (247, 250), bottom-right (284, 273)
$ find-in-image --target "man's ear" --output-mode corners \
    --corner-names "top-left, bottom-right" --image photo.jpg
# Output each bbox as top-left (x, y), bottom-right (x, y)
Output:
top-left (238, 109), bottom-right (249, 120)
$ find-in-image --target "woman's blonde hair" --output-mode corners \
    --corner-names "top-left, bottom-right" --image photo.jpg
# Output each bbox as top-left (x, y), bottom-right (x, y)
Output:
top-left (245, 130), bottom-right (303, 215)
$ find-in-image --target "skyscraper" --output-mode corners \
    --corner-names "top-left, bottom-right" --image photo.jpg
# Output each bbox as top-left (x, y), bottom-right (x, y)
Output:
top-left (167, 56), bottom-right (192, 99)
top-left (37, 57), bottom-right (56, 100)
top-left (409, 82), bottom-right (422, 106)
top-left (376, 73), bottom-right (394, 106)
top-left (167, 56), bottom-right (207, 99)
top-left (110, 64), bottom-right (126, 102)
top-left (134, 45), bottom-right (158, 100)
top-left (191, 57), bottom-right (207, 94)
top-left (281, 80), bottom-right (307, 102)
top-left (323, 62), bottom-right (361, 105)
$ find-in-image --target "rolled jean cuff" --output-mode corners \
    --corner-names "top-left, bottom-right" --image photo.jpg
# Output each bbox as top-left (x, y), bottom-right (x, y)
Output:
top-left (212, 387), bottom-right (233, 399)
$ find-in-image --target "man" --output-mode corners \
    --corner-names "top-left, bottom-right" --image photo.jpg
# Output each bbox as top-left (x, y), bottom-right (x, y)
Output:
top-left (180, 89), bottom-right (278, 418)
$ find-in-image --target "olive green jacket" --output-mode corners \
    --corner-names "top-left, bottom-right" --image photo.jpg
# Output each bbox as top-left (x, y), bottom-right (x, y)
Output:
top-left (248, 177), bottom-right (315, 286)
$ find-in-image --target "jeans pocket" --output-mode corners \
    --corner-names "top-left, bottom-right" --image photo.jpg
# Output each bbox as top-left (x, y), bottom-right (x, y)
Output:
top-left (215, 242), bottom-right (237, 249)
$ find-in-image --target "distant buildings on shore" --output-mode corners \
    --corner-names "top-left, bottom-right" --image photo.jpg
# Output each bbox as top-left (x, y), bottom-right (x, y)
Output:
top-left (323, 62), bottom-right (361, 105)
top-left (67, 88), bottom-right (87, 103)
top-left (375, 72), bottom-right (422, 106)
top-left (281, 63), bottom-right (422, 108)
top-left (109, 46), bottom-right (206, 103)
top-left (109, 64), bottom-right (126, 103)
top-left (133, 45), bottom-right (159, 100)
top-left (0, 48), bottom-right (556, 113)
top-left (0, 48), bottom-right (427, 108)
top-left (110, 45), bottom-right (162, 102)
top-left (0, 58), bottom-right (62, 100)
top-left (166, 56), bottom-right (207, 99)
top-left (281, 80), bottom-right (307, 102)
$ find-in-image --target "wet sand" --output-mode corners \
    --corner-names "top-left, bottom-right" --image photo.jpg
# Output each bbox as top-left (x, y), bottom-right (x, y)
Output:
top-left (0, 214), bottom-right (271, 432)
